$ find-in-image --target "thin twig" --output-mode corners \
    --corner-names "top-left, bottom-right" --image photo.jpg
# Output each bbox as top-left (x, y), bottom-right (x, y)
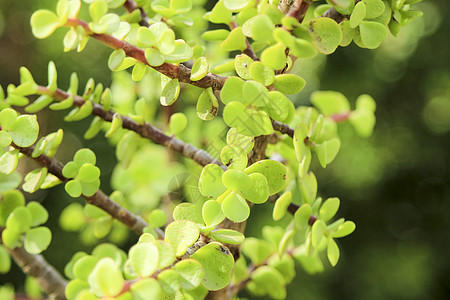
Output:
top-left (64, 19), bottom-right (228, 91)
top-left (11, 143), bottom-right (152, 236)
top-left (0, 227), bottom-right (68, 299)
top-left (271, 119), bottom-right (294, 138)
top-left (37, 86), bottom-right (224, 169)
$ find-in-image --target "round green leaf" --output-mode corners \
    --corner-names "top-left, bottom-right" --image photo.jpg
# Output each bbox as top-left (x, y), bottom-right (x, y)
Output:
top-left (241, 173), bottom-right (269, 204)
top-left (65, 279), bottom-right (90, 300)
top-left (161, 78), bottom-right (180, 106)
top-left (209, 229), bottom-right (245, 245)
top-left (350, 1), bottom-right (366, 28)
top-left (131, 278), bottom-right (162, 299)
top-left (311, 219), bottom-right (327, 248)
top-left (144, 48), bottom-right (165, 67)
top-left (9, 115), bottom-right (39, 147)
top-left (30, 10), bottom-right (60, 39)
top-left (221, 192), bottom-right (249, 223)
top-left (251, 14), bottom-right (274, 42)
top-left (299, 172), bottom-right (317, 204)
top-left (210, 0), bottom-right (233, 24)
top-left (261, 43), bottom-right (287, 70)
top-left (158, 29), bottom-right (176, 55)
top-left (73, 256), bottom-right (98, 281)
top-left (6, 206), bottom-right (32, 233)
top-left (65, 180), bottom-right (82, 198)
top-left (244, 159), bottom-right (287, 195)
top-left (197, 88), bottom-right (218, 121)
top-left (221, 27), bottom-right (247, 52)
top-left (169, 112), bottom-right (187, 135)
top-left (201, 29), bottom-right (230, 41)
top-left (294, 204), bottom-right (312, 231)
top-left (77, 163), bottom-right (100, 183)
top-left (273, 74), bottom-right (306, 95)
top-left (235, 54), bottom-right (254, 80)
top-left (220, 77), bottom-right (245, 105)
top-left (332, 220), bottom-right (356, 238)
top-left (88, 257), bottom-right (124, 297)
top-left (190, 57), bottom-right (209, 81)
top-left (1, 228), bottom-right (21, 249)
top-left (310, 17), bottom-right (342, 54)
top-left (26, 202), bottom-right (49, 227)
top-left (0, 131), bottom-right (12, 148)
top-left (74, 148), bottom-right (96, 165)
top-left (173, 259), bottom-right (204, 290)
top-left (249, 61), bottom-right (275, 86)
top-left (0, 151), bottom-right (18, 175)
top-left (364, 0), bottom-right (385, 19)
top-left (319, 197), bottom-right (340, 222)
top-left (157, 269), bottom-right (180, 295)
top-left (153, 240), bottom-right (176, 269)
top-left (251, 266), bottom-right (286, 299)
top-left (241, 237), bottom-right (272, 264)
top-left (0, 245), bottom-right (11, 274)
top-left (224, 0), bottom-right (249, 11)
top-left (24, 226), bottom-right (52, 254)
top-left (128, 242), bottom-right (159, 277)
top-left (314, 138), bottom-right (341, 168)
top-left (359, 21), bottom-right (387, 49)
top-left (222, 169), bottom-right (252, 192)
top-left (311, 90), bottom-right (350, 115)
top-left (0, 190), bottom-right (25, 226)
top-left (202, 200), bottom-right (225, 227)
top-left (198, 164), bottom-right (227, 198)
top-left (327, 237), bottom-right (340, 266)
top-left (148, 209), bottom-right (167, 228)
top-left (165, 220), bottom-right (200, 256)
top-left (190, 242), bottom-right (234, 291)
top-left (273, 191), bottom-right (292, 221)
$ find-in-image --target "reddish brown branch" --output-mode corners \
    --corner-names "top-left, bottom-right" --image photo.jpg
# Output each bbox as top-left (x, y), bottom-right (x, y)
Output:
top-left (0, 228), bottom-right (67, 299)
top-left (12, 143), bottom-right (151, 236)
top-left (271, 119), bottom-right (294, 138)
top-left (65, 19), bottom-right (228, 91)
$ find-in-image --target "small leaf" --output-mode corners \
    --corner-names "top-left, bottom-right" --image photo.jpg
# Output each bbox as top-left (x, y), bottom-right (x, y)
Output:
top-left (0, 245), bottom-right (11, 274)
top-left (0, 151), bottom-right (19, 175)
top-left (210, 0), bottom-right (233, 24)
top-left (311, 90), bottom-right (350, 115)
top-left (311, 219), bottom-right (326, 248)
top-left (24, 226), bottom-right (52, 254)
top-left (165, 220), bottom-right (200, 256)
top-left (319, 197), bottom-right (340, 222)
top-left (22, 168), bottom-right (48, 193)
top-left (148, 209), bottom-right (167, 228)
top-left (128, 242), bottom-right (159, 277)
top-left (197, 88), bottom-right (218, 121)
top-left (157, 269), bottom-right (180, 295)
top-left (220, 77), bottom-right (245, 105)
top-left (65, 179), bottom-right (82, 198)
top-left (332, 220), bottom-right (356, 238)
top-left (273, 74), bottom-right (306, 95)
top-left (88, 257), bottom-right (124, 297)
top-left (199, 164), bottom-right (227, 198)
top-left (77, 163), bottom-right (101, 183)
top-left (234, 54), bottom-right (254, 80)
top-left (30, 10), bottom-right (60, 39)
top-left (190, 242), bottom-right (234, 291)
top-left (222, 169), bottom-right (252, 192)
top-left (359, 21), bottom-right (387, 49)
top-left (244, 159), bottom-right (287, 195)
top-left (310, 17), bottom-right (342, 54)
top-left (314, 138), bottom-right (341, 168)
top-left (190, 57), bottom-right (209, 81)
top-left (240, 173), bottom-right (269, 204)
top-left (0, 190), bottom-right (25, 226)
top-left (250, 14), bottom-right (274, 42)
top-left (6, 206), bottom-right (32, 233)
top-left (144, 48), bottom-right (165, 67)
top-left (108, 49), bottom-right (126, 71)
top-left (249, 61), bottom-right (275, 86)
top-left (169, 112), bottom-right (188, 135)
top-left (298, 172), bottom-right (317, 204)
top-left (294, 204), bottom-right (312, 231)
top-left (202, 200), bottom-right (225, 227)
top-left (221, 192), bottom-right (250, 223)
top-left (9, 115), bottom-right (39, 147)
top-left (224, 0), bottom-right (249, 11)
top-left (273, 191), bottom-right (292, 221)
top-left (160, 78), bottom-right (180, 106)
top-left (131, 278), bottom-right (162, 299)
top-left (221, 27), bottom-right (247, 52)
top-left (261, 43), bottom-right (287, 70)
top-left (173, 259), bottom-right (204, 290)
top-left (209, 229), bottom-right (245, 244)
top-left (350, 1), bottom-right (366, 28)
top-left (327, 237), bottom-right (340, 266)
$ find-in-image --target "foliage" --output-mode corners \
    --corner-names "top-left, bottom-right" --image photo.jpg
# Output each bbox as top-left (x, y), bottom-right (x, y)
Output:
top-left (0, 0), bottom-right (424, 299)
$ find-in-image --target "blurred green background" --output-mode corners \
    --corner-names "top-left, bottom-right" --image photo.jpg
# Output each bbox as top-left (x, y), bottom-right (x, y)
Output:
top-left (0, 0), bottom-right (449, 299)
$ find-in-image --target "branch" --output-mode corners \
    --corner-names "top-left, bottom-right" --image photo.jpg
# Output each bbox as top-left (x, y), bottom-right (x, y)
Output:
top-left (0, 228), bottom-right (67, 299)
top-left (123, 0), bottom-right (150, 28)
top-left (64, 19), bottom-right (228, 91)
top-left (11, 143), bottom-right (152, 236)
top-left (37, 86), bottom-right (224, 169)
top-left (271, 119), bottom-right (294, 138)
top-left (286, 0), bottom-right (312, 22)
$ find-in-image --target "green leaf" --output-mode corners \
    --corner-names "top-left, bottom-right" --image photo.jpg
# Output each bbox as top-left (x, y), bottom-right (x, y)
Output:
top-left (220, 77), bottom-right (245, 105)
top-left (0, 245), bottom-right (11, 274)
top-left (197, 88), bottom-right (218, 121)
top-left (234, 54), bottom-right (254, 80)
top-left (202, 200), bottom-right (225, 227)
top-left (165, 220), bottom-right (200, 256)
top-left (0, 109), bottom-right (17, 131)
top-left (24, 226), bottom-right (51, 254)
top-left (332, 220), bottom-right (356, 238)
top-left (30, 10), bottom-right (60, 39)
top-left (198, 164), bottom-right (227, 198)
top-left (0, 131), bottom-right (12, 148)
top-left (327, 237), bottom-right (340, 266)
top-left (294, 204), bottom-right (312, 231)
top-left (310, 17), bottom-right (342, 54)
top-left (359, 21), bottom-right (387, 49)
top-left (169, 112), bottom-right (187, 135)
top-left (349, 108), bottom-right (376, 137)
top-left (23, 168), bottom-right (48, 193)
top-left (314, 138), bottom-right (341, 168)
top-left (89, 13), bottom-right (120, 34)
top-left (77, 163), bottom-right (101, 183)
top-left (209, 229), bottom-right (245, 245)
top-left (89, 0), bottom-right (108, 23)
top-left (173, 259), bottom-right (204, 290)
top-left (8, 115), bottom-right (39, 147)
top-left (265, 91), bottom-right (290, 122)
top-left (0, 190), bottom-right (25, 226)
top-left (88, 257), bottom-right (124, 297)
top-left (241, 238), bottom-right (272, 264)
top-left (160, 78), bottom-right (180, 106)
top-left (364, 0), bottom-right (385, 18)
top-left (148, 209), bottom-right (167, 228)
top-left (65, 279), bottom-right (89, 300)
top-left (0, 172), bottom-right (22, 194)
top-left (210, 0), bottom-right (233, 24)
top-left (223, 102), bottom-right (273, 137)
top-left (240, 173), bottom-right (269, 204)
top-left (250, 14), bottom-right (274, 42)
top-left (221, 27), bottom-right (247, 52)
top-left (170, 0), bottom-right (192, 13)
top-left (153, 240), bottom-right (175, 269)
top-left (340, 20), bottom-right (355, 46)
top-left (1, 228), bottom-right (21, 249)
top-left (273, 74), bottom-right (306, 95)
top-left (350, 1), bottom-right (366, 28)
top-left (319, 197), bottom-right (340, 222)
top-left (158, 29), bottom-right (176, 55)
top-left (131, 278), bottom-right (162, 299)
top-left (108, 49), bottom-right (126, 71)
top-left (157, 269), bottom-right (180, 295)
top-left (356, 94), bottom-right (376, 112)
top-left (311, 91), bottom-right (350, 115)
top-left (64, 101), bottom-right (94, 122)
top-left (163, 40), bottom-right (193, 63)
top-left (144, 48), bottom-right (165, 67)
top-left (298, 172), bottom-right (317, 204)
top-left (242, 80), bottom-right (270, 107)
top-left (137, 27), bottom-right (156, 48)
top-left (311, 219), bottom-right (327, 248)
top-left (190, 242), bottom-right (234, 291)
top-left (6, 206), bottom-right (32, 233)
top-left (190, 57), bottom-right (209, 81)
top-left (26, 95), bottom-right (53, 113)
top-left (201, 29), bottom-right (230, 41)
top-left (261, 43), bottom-right (287, 70)
top-left (250, 61), bottom-right (275, 86)
top-left (131, 63), bottom-right (147, 82)
top-left (251, 266), bottom-right (286, 299)
top-left (221, 192), bottom-right (250, 223)
top-left (222, 169), bottom-right (252, 192)
top-left (128, 242), bottom-right (159, 277)
top-left (0, 151), bottom-right (19, 175)
top-left (244, 159), bottom-right (287, 195)
top-left (65, 179), bottom-right (82, 198)
top-left (273, 191), bottom-right (292, 221)
top-left (224, 0), bottom-right (249, 11)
